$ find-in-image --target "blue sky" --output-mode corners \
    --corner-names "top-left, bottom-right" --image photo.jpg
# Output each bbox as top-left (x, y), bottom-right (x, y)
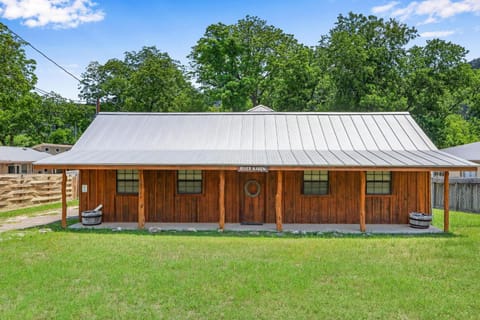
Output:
top-left (1, 0), bottom-right (480, 101)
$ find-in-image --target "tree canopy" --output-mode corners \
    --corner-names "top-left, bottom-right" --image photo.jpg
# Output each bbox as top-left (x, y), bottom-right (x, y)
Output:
top-left (79, 46), bottom-right (206, 112)
top-left (1, 15), bottom-right (479, 148)
top-left (190, 16), bottom-right (318, 111)
top-left (0, 22), bottom-right (95, 146)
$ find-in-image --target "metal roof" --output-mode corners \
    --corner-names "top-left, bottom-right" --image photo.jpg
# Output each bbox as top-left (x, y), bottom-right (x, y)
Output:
top-left (35, 111), bottom-right (477, 169)
top-left (441, 142), bottom-right (480, 162)
top-left (0, 146), bottom-right (51, 163)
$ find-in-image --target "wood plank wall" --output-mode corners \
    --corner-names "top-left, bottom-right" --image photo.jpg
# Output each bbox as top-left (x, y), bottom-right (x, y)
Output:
top-left (79, 169), bottom-right (431, 224)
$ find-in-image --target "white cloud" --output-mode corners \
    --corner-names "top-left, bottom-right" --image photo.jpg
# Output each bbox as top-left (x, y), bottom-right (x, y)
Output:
top-left (0, 0), bottom-right (105, 29)
top-left (420, 30), bottom-right (456, 37)
top-left (372, 0), bottom-right (480, 24)
top-left (372, 1), bottom-right (399, 14)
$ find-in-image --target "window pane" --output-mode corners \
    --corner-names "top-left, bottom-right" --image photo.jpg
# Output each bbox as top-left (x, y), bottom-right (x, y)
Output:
top-left (303, 178), bottom-right (328, 195)
top-left (117, 170), bottom-right (139, 194)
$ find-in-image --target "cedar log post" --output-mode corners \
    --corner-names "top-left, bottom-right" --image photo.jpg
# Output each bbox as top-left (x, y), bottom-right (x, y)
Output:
top-left (219, 170), bottom-right (225, 230)
top-left (444, 171), bottom-right (449, 232)
top-left (138, 170), bottom-right (145, 229)
top-left (275, 171), bottom-right (283, 232)
top-left (359, 171), bottom-right (366, 232)
top-left (61, 170), bottom-right (67, 228)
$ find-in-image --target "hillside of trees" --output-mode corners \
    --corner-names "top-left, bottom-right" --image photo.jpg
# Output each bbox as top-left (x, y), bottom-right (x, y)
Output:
top-left (1, 13), bottom-right (479, 148)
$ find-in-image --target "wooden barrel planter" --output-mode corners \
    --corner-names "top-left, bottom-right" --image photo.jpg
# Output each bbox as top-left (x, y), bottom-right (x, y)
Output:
top-left (81, 204), bottom-right (103, 226)
top-left (409, 212), bottom-right (432, 229)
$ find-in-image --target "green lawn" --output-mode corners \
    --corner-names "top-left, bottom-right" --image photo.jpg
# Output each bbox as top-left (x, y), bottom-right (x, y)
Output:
top-left (0, 209), bottom-right (479, 319)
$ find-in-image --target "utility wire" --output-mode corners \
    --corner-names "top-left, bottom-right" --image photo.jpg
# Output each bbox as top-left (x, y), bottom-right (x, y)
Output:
top-left (6, 25), bottom-right (82, 83)
top-left (34, 86), bottom-right (85, 104)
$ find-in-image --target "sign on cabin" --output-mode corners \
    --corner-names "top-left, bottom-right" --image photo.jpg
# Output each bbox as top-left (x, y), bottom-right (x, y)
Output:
top-left (238, 166), bottom-right (269, 173)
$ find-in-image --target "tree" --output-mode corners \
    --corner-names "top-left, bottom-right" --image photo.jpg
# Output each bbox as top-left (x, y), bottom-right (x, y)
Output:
top-left (440, 114), bottom-right (479, 148)
top-left (79, 46), bottom-right (205, 112)
top-left (0, 22), bottom-right (38, 145)
top-left (317, 12), bottom-right (417, 111)
top-left (405, 39), bottom-right (477, 146)
top-left (190, 15), bottom-right (317, 111)
top-left (37, 93), bottom-right (96, 145)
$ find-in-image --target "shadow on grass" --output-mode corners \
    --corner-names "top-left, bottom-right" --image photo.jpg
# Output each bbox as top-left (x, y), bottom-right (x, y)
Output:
top-left (32, 218), bottom-right (461, 240)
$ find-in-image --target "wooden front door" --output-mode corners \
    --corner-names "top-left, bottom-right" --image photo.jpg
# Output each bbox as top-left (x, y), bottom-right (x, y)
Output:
top-left (240, 173), bottom-right (266, 224)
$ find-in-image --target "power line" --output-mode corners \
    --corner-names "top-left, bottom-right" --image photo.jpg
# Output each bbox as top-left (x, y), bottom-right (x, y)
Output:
top-left (5, 25), bottom-right (82, 83)
top-left (34, 86), bottom-right (85, 104)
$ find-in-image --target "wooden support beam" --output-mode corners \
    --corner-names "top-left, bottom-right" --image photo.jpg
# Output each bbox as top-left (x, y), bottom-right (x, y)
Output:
top-left (359, 171), bottom-right (366, 232)
top-left (275, 171), bottom-right (283, 232)
top-left (61, 170), bottom-right (67, 229)
top-left (138, 170), bottom-right (145, 229)
top-left (219, 171), bottom-right (225, 230)
top-left (444, 171), bottom-right (449, 232)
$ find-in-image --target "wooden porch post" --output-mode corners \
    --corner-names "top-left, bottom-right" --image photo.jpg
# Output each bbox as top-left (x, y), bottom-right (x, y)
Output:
top-left (444, 171), bottom-right (449, 232)
top-left (138, 170), bottom-right (145, 229)
top-left (61, 170), bottom-right (67, 228)
top-left (275, 171), bottom-right (283, 232)
top-left (219, 170), bottom-right (225, 230)
top-left (359, 171), bottom-right (366, 232)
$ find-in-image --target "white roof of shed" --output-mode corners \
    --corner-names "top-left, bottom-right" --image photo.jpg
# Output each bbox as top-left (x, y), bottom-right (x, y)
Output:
top-left (0, 146), bottom-right (51, 163)
top-left (35, 111), bottom-right (476, 169)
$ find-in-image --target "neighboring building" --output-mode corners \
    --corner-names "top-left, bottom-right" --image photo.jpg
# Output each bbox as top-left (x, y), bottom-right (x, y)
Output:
top-left (440, 142), bottom-right (480, 178)
top-left (35, 108), bottom-right (476, 231)
top-left (0, 146), bottom-right (51, 174)
top-left (33, 143), bottom-right (72, 155)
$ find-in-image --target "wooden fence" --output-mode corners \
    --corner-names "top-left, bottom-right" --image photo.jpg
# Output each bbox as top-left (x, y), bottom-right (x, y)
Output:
top-left (0, 173), bottom-right (78, 211)
top-left (432, 177), bottom-right (480, 213)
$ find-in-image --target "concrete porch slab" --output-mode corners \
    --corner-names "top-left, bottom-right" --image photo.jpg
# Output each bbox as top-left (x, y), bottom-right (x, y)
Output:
top-left (69, 222), bottom-right (442, 234)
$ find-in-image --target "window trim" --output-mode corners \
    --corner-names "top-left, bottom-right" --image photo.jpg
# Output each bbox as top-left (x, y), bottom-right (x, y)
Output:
top-left (116, 169), bottom-right (139, 195)
top-left (176, 170), bottom-right (203, 195)
top-left (302, 170), bottom-right (329, 196)
top-left (366, 171), bottom-right (392, 195)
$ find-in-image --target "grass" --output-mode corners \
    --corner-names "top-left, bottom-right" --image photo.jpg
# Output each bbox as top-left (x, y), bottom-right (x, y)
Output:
top-left (0, 199), bottom-right (78, 221)
top-left (0, 209), bottom-right (479, 319)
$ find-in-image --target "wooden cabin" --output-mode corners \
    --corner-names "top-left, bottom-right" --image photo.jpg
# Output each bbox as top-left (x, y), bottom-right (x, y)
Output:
top-left (35, 107), bottom-right (476, 231)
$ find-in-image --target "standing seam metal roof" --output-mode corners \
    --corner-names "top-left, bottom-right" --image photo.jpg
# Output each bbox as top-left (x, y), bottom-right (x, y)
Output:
top-left (34, 111), bottom-right (476, 168)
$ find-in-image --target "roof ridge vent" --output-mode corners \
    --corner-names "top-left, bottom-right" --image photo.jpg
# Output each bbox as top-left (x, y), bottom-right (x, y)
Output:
top-left (247, 105), bottom-right (275, 112)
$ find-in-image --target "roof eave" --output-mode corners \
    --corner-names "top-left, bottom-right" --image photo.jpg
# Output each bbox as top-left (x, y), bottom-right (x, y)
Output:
top-left (33, 163), bottom-right (478, 172)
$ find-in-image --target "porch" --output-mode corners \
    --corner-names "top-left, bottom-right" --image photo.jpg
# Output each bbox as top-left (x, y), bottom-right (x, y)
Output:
top-left (69, 222), bottom-right (442, 234)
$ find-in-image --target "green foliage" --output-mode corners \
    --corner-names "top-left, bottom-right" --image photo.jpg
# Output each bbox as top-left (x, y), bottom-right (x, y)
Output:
top-left (2, 16), bottom-right (480, 148)
top-left (0, 22), bottom-right (95, 146)
top-left (80, 46), bottom-right (206, 112)
top-left (190, 15), bottom-right (317, 111)
top-left (0, 23), bottom-right (38, 145)
top-left (405, 40), bottom-right (478, 146)
top-left (314, 13), bottom-right (479, 146)
top-left (318, 12), bottom-right (417, 111)
top-left (439, 114), bottom-right (480, 148)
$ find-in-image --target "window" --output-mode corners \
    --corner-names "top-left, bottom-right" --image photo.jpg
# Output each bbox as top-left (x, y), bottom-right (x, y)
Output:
top-left (366, 171), bottom-right (391, 195)
top-left (303, 170), bottom-right (329, 195)
top-left (461, 171), bottom-right (477, 178)
top-left (8, 165), bottom-right (18, 174)
top-left (177, 170), bottom-right (202, 194)
top-left (117, 170), bottom-right (139, 194)
top-left (21, 164), bottom-right (28, 174)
